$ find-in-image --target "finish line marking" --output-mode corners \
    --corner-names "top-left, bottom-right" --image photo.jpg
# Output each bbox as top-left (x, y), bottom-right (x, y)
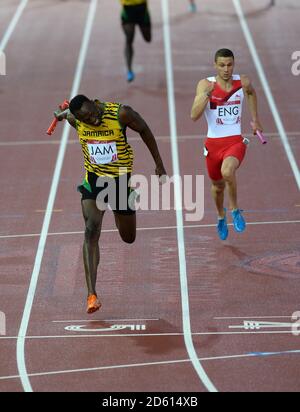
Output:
top-left (1, 219), bottom-right (299, 240)
top-left (1, 130), bottom-right (300, 147)
top-left (1, 330), bottom-right (299, 341)
top-left (1, 348), bottom-right (300, 381)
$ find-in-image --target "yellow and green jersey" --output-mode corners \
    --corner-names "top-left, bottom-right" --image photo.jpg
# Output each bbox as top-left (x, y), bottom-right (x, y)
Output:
top-left (76, 101), bottom-right (134, 178)
top-left (120, 0), bottom-right (146, 6)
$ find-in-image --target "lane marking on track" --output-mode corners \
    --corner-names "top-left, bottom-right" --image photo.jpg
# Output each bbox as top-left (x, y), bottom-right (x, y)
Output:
top-left (1, 348), bottom-right (300, 381)
top-left (1, 131), bottom-right (300, 147)
top-left (0, 0), bottom-right (29, 53)
top-left (16, 0), bottom-right (99, 393)
top-left (229, 321), bottom-right (297, 330)
top-left (52, 318), bottom-right (160, 323)
top-left (1, 330), bottom-right (299, 341)
top-left (216, 316), bottom-right (300, 333)
top-left (35, 209), bottom-right (63, 213)
top-left (64, 324), bottom-right (147, 332)
top-left (1, 219), bottom-right (299, 240)
top-left (161, 0), bottom-right (217, 392)
top-left (215, 316), bottom-right (298, 320)
top-left (233, 0), bottom-right (300, 190)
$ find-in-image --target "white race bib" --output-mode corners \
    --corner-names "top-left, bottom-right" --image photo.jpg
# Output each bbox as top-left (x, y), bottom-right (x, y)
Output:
top-left (87, 140), bottom-right (118, 165)
top-left (217, 102), bottom-right (241, 125)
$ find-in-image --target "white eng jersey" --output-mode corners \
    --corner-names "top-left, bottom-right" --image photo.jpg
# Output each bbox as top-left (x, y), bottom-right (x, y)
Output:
top-left (204, 75), bottom-right (244, 138)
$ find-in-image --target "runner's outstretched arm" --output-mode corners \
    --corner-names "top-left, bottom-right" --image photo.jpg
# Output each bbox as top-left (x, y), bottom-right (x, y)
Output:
top-left (241, 75), bottom-right (263, 133)
top-left (119, 105), bottom-right (167, 177)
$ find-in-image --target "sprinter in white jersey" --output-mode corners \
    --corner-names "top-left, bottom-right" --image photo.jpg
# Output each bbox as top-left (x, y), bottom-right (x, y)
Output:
top-left (191, 49), bottom-right (263, 240)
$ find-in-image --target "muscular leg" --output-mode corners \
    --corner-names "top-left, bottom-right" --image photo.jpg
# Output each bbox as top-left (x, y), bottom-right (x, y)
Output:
top-left (81, 199), bottom-right (105, 296)
top-left (114, 213), bottom-right (136, 244)
top-left (122, 23), bottom-right (135, 73)
top-left (211, 179), bottom-right (226, 218)
top-left (221, 156), bottom-right (240, 211)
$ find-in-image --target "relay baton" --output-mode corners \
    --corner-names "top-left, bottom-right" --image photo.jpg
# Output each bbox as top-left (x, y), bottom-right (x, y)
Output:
top-left (251, 122), bottom-right (267, 144)
top-left (47, 99), bottom-right (70, 135)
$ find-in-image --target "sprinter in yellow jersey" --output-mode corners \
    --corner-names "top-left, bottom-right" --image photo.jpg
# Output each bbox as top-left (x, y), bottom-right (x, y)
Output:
top-left (120, 0), bottom-right (151, 82)
top-left (55, 95), bottom-right (166, 313)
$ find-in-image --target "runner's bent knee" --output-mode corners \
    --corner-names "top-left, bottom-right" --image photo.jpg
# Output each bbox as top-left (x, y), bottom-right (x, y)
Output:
top-left (221, 168), bottom-right (235, 181)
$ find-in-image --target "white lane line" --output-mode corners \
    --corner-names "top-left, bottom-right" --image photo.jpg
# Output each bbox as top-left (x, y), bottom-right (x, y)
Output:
top-left (2, 348), bottom-right (300, 381)
top-left (233, 0), bottom-right (300, 191)
top-left (1, 330), bottom-right (299, 341)
top-left (1, 219), bottom-right (299, 240)
top-left (161, 0), bottom-right (217, 393)
top-left (16, 0), bottom-right (99, 393)
top-left (0, 0), bottom-right (28, 52)
top-left (215, 316), bottom-right (298, 320)
top-left (1, 131), bottom-right (300, 147)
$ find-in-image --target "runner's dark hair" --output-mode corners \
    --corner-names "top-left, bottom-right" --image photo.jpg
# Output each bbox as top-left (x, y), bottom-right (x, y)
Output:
top-left (215, 49), bottom-right (235, 62)
top-left (69, 95), bottom-right (90, 114)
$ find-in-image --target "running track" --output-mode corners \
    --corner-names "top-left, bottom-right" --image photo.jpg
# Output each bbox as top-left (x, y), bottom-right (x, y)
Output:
top-left (0, 0), bottom-right (299, 392)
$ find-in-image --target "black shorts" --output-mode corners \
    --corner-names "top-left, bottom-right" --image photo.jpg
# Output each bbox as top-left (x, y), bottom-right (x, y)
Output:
top-left (121, 3), bottom-right (151, 26)
top-left (77, 172), bottom-right (136, 215)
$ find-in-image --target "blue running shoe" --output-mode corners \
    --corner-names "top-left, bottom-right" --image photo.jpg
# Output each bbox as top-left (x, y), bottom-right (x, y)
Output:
top-left (127, 70), bottom-right (135, 83)
top-left (232, 209), bottom-right (246, 233)
top-left (189, 3), bottom-right (197, 12)
top-left (217, 210), bottom-right (228, 241)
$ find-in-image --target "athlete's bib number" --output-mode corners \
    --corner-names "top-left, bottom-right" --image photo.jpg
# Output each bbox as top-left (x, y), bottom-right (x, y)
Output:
top-left (87, 140), bottom-right (118, 165)
top-left (217, 104), bottom-right (241, 125)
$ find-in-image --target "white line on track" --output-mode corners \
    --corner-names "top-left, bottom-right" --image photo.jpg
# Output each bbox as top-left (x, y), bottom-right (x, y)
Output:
top-left (1, 330), bottom-right (298, 341)
top-left (1, 131), bottom-right (300, 147)
top-left (215, 316), bottom-right (298, 320)
top-left (0, 0), bottom-right (28, 52)
top-left (1, 348), bottom-right (300, 381)
top-left (1, 219), bottom-right (299, 240)
top-left (161, 0), bottom-right (217, 393)
top-left (16, 0), bottom-right (99, 393)
top-left (233, 0), bottom-right (300, 191)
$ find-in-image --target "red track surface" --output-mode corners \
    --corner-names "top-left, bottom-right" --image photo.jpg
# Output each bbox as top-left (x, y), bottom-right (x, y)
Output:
top-left (0, 0), bottom-right (299, 392)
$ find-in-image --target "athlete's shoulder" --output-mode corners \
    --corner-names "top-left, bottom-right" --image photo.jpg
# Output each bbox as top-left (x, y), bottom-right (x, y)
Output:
top-left (118, 104), bottom-right (135, 125)
top-left (196, 77), bottom-right (215, 92)
top-left (197, 77), bottom-right (216, 85)
top-left (119, 104), bottom-right (133, 116)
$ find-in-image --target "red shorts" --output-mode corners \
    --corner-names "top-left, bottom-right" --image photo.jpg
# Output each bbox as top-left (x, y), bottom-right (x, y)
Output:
top-left (204, 135), bottom-right (247, 181)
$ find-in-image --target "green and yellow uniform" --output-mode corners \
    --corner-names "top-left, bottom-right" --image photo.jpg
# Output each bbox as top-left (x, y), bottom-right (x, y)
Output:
top-left (120, 0), bottom-right (150, 26)
top-left (76, 101), bottom-right (135, 213)
top-left (120, 0), bottom-right (146, 5)
top-left (76, 101), bottom-right (133, 179)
